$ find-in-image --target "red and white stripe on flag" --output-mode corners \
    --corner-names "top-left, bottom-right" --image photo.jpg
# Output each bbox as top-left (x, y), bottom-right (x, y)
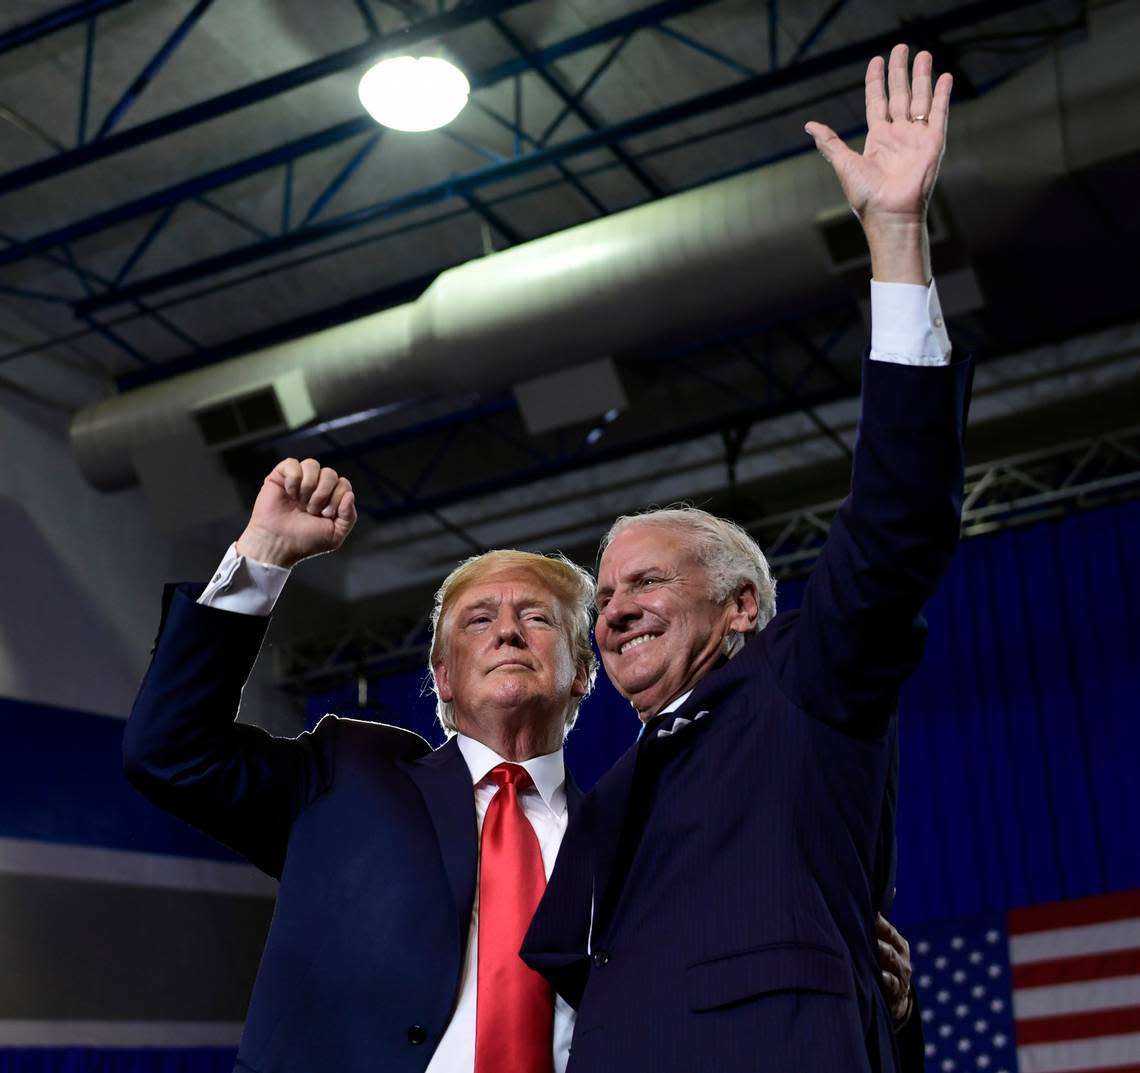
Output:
top-left (1011, 889), bottom-right (1140, 1073)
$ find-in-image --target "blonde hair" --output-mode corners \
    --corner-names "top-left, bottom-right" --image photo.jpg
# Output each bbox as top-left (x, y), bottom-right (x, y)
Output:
top-left (428, 550), bottom-right (598, 736)
top-left (600, 506), bottom-right (777, 653)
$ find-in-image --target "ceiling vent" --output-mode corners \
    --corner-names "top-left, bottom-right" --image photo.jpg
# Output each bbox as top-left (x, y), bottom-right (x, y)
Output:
top-left (193, 369), bottom-right (315, 450)
top-left (196, 387), bottom-right (285, 448)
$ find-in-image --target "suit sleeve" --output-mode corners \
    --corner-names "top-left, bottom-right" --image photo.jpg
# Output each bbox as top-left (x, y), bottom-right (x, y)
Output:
top-left (769, 353), bottom-right (972, 735)
top-left (122, 582), bottom-right (336, 877)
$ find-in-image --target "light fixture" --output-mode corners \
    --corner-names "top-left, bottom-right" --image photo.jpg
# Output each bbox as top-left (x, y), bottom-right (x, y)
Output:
top-left (358, 55), bottom-right (470, 132)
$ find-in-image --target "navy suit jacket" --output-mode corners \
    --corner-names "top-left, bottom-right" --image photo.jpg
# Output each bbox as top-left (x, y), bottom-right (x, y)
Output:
top-left (124, 592), bottom-right (582, 1073)
top-left (523, 354), bottom-right (972, 1073)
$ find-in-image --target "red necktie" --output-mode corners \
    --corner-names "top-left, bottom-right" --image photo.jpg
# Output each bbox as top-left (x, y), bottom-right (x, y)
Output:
top-left (475, 763), bottom-right (554, 1073)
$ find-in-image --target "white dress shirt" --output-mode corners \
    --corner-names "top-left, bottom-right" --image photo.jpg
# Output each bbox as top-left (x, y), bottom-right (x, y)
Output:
top-left (195, 278), bottom-right (950, 1068)
top-left (432, 735), bottom-right (575, 1073)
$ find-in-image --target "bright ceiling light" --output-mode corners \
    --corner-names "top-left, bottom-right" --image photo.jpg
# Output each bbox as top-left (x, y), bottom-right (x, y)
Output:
top-left (358, 56), bottom-right (470, 132)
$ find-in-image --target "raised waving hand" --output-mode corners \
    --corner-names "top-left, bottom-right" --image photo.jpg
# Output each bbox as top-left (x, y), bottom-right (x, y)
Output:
top-left (806, 44), bottom-right (952, 282)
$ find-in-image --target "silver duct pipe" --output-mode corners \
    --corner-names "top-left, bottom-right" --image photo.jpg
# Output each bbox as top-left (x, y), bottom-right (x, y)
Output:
top-left (70, 3), bottom-right (1140, 491)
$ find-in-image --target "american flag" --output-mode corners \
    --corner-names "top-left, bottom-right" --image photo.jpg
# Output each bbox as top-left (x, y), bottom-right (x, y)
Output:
top-left (913, 889), bottom-right (1140, 1073)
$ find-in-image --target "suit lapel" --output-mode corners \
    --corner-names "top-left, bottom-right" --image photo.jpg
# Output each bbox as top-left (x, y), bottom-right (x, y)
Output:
top-left (403, 736), bottom-right (478, 944)
top-left (565, 769), bottom-right (584, 821)
top-left (591, 658), bottom-right (753, 932)
top-left (587, 740), bottom-right (643, 935)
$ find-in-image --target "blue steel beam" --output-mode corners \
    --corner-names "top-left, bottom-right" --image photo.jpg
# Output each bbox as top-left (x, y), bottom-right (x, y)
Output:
top-left (301, 131), bottom-right (384, 227)
top-left (93, 0), bottom-right (218, 140)
top-left (653, 24), bottom-right (758, 79)
top-left (71, 0), bottom-right (1028, 316)
top-left (0, 0), bottom-right (138, 55)
top-left (441, 128), bottom-right (503, 165)
top-left (0, 0), bottom-right (537, 197)
top-left (513, 74), bottom-right (522, 156)
top-left (537, 32), bottom-right (632, 146)
top-left (460, 190), bottom-right (522, 245)
top-left (0, 118), bottom-right (375, 265)
top-left (730, 338), bottom-right (852, 458)
top-left (113, 202), bottom-right (177, 285)
top-left (354, 0), bottom-right (381, 37)
top-left (489, 14), bottom-right (664, 199)
top-left (281, 161), bottom-right (294, 232)
top-left (196, 194), bottom-right (269, 239)
top-left (77, 16), bottom-right (96, 146)
top-left (0, 226), bottom-right (200, 361)
top-left (469, 98), bottom-right (608, 214)
top-left (0, 0), bottom-right (726, 265)
top-left (0, 282), bottom-right (72, 305)
top-left (324, 431), bottom-right (485, 553)
top-left (789, 0), bottom-right (851, 64)
top-left (0, 0), bottom-right (724, 198)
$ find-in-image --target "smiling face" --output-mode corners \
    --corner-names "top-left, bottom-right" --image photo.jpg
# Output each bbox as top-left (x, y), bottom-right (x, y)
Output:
top-left (434, 567), bottom-right (588, 745)
top-left (595, 523), bottom-right (758, 719)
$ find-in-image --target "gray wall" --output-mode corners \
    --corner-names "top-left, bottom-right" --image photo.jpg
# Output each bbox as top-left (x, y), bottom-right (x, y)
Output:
top-left (0, 380), bottom-right (319, 1046)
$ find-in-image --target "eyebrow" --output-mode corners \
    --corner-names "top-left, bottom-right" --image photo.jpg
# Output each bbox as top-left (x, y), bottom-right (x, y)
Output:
top-left (596, 566), bottom-right (665, 599)
top-left (457, 594), bottom-right (559, 614)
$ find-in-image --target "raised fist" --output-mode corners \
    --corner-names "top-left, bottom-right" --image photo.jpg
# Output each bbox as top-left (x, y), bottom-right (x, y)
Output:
top-left (235, 457), bottom-right (356, 568)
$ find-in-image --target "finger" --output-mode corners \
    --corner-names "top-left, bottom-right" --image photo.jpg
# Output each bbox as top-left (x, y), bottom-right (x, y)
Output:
top-left (322, 477), bottom-right (352, 518)
top-left (864, 55), bottom-right (888, 127)
top-left (337, 489), bottom-right (356, 522)
top-left (909, 50), bottom-right (933, 119)
top-left (886, 42), bottom-right (911, 123)
top-left (333, 490), bottom-right (357, 541)
top-left (308, 467), bottom-right (340, 515)
top-left (876, 913), bottom-right (901, 944)
top-left (804, 121), bottom-right (859, 172)
top-left (272, 457), bottom-right (303, 498)
top-left (878, 938), bottom-right (903, 977)
top-left (930, 70), bottom-right (953, 134)
top-left (297, 458), bottom-right (321, 507)
top-left (881, 970), bottom-right (902, 1001)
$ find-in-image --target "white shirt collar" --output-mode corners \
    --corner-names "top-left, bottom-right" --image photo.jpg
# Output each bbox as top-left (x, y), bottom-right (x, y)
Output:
top-left (659, 689), bottom-right (694, 717)
top-left (455, 733), bottom-right (566, 813)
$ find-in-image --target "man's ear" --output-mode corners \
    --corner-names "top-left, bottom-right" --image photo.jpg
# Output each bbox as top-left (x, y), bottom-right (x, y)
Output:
top-left (435, 663), bottom-right (453, 703)
top-left (728, 580), bottom-right (759, 633)
top-left (571, 658), bottom-right (589, 699)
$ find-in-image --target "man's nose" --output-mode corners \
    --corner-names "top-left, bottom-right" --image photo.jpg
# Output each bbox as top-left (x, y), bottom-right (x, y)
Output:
top-left (495, 611), bottom-right (526, 645)
top-left (602, 590), bottom-right (639, 627)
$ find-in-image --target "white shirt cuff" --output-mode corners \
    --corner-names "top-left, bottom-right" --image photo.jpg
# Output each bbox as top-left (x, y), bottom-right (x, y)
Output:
top-left (197, 543), bottom-right (291, 616)
top-left (869, 280), bottom-right (952, 366)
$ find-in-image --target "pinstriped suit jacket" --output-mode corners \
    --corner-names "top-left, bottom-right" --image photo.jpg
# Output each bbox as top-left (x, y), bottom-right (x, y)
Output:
top-left (524, 353), bottom-right (973, 1073)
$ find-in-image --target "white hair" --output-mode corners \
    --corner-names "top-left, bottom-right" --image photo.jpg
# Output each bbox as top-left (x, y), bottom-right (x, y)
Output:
top-left (599, 506), bottom-right (777, 654)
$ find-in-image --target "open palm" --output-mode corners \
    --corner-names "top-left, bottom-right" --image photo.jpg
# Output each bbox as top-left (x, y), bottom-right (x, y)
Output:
top-left (806, 45), bottom-right (952, 225)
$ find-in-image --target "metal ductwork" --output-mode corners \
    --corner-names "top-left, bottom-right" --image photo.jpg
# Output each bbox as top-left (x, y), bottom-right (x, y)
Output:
top-left (70, 4), bottom-right (1140, 492)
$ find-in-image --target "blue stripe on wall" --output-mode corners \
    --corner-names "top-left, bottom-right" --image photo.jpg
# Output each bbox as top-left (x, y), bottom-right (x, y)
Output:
top-left (0, 697), bottom-right (241, 862)
top-left (0, 1048), bottom-right (236, 1072)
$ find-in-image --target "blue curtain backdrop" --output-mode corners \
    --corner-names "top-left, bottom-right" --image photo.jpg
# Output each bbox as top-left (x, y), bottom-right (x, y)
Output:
top-left (309, 497), bottom-right (1140, 928)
